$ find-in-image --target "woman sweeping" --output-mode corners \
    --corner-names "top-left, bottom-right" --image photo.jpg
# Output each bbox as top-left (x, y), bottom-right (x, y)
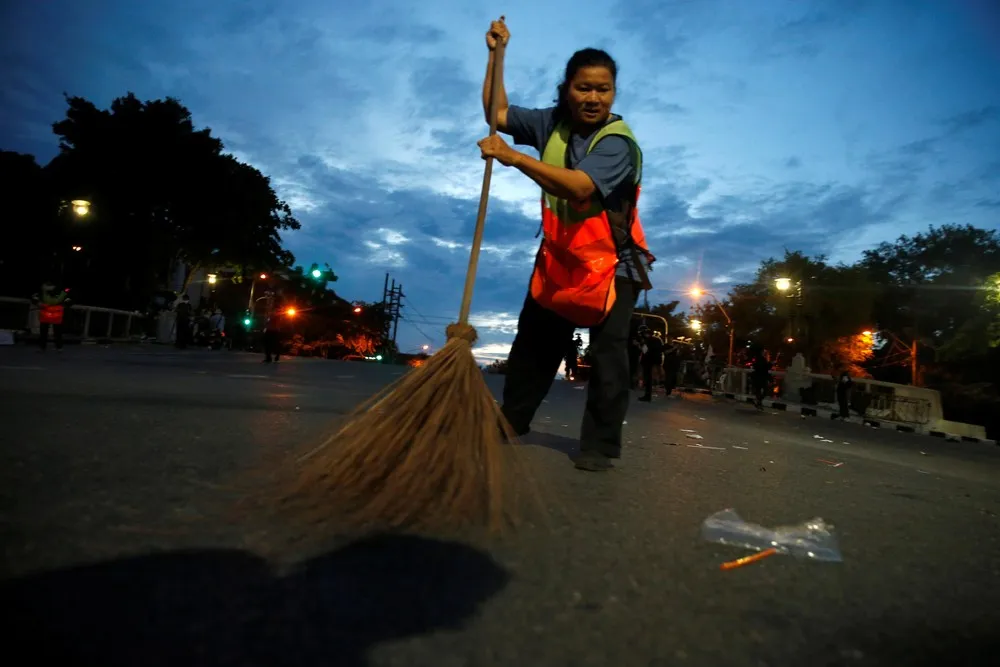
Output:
top-left (478, 18), bottom-right (656, 472)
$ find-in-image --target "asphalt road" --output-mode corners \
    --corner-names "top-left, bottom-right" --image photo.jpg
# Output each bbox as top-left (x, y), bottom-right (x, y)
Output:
top-left (2, 345), bottom-right (999, 666)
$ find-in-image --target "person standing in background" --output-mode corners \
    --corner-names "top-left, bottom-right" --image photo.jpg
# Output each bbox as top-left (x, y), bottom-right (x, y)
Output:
top-left (637, 328), bottom-right (664, 402)
top-left (174, 294), bottom-right (192, 349)
top-left (32, 281), bottom-right (70, 352)
top-left (834, 371), bottom-right (853, 419)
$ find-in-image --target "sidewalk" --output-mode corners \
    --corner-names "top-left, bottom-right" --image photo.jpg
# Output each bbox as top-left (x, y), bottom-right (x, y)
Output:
top-left (678, 385), bottom-right (997, 446)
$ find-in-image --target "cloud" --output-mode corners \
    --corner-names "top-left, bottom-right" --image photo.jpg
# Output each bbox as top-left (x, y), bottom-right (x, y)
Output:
top-left (755, 0), bottom-right (871, 60)
top-left (940, 105), bottom-right (999, 134)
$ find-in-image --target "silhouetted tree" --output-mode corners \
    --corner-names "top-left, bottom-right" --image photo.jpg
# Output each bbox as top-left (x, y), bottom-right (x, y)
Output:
top-left (42, 92), bottom-right (299, 308)
top-left (861, 224), bottom-right (1000, 384)
top-left (0, 150), bottom-right (63, 295)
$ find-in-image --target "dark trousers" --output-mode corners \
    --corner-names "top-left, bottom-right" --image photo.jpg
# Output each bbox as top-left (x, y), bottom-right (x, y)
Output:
top-left (39, 323), bottom-right (63, 350)
top-left (837, 392), bottom-right (850, 419)
top-left (663, 363), bottom-right (677, 394)
top-left (502, 277), bottom-right (636, 458)
top-left (175, 317), bottom-right (190, 349)
top-left (751, 375), bottom-right (768, 406)
top-left (641, 361), bottom-right (658, 399)
top-left (263, 329), bottom-right (282, 362)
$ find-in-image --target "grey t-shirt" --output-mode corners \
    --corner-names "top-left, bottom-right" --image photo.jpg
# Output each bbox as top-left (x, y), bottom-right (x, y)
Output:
top-left (504, 105), bottom-right (650, 280)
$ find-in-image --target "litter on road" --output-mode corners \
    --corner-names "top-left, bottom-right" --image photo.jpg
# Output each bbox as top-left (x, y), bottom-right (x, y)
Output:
top-left (701, 508), bottom-right (843, 565)
top-left (720, 547), bottom-right (778, 570)
top-left (685, 433), bottom-right (704, 440)
top-left (817, 459), bottom-right (844, 467)
top-left (731, 445), bottom-right (748, 450)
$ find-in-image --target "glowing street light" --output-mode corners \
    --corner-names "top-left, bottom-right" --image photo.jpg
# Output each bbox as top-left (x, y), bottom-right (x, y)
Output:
top-left (862, 330), bottom-right (873, 337)
top-left (71, 245), bottom-right (82, 252)
top-left (422, 344), bottom-right (430, 351)
top-left (353, 306), bottom-right (362, 314)
top-left (70, 199), bottom-right (91, 217)
top-left (774, 277), bottom-right (792, 292)
top-left (689, 286), bottom-right (704, 298)
top-left (285, 307), bottom-right (297, 317)
top-left (311, 268), bottom-right (322, 279)
top-left (690, 319), bottom-right (702, 331)
top-left (259, 273), bottom-right (268, 280)
top-left (207, 273), bottom-right (218, 285)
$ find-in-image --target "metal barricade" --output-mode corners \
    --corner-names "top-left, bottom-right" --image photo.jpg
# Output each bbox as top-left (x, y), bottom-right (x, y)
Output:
top-left (0, 296), bottom-right (145, 342)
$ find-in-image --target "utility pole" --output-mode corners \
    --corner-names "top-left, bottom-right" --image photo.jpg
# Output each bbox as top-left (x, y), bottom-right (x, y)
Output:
top-left (380, 273), bottom-right (404, 362)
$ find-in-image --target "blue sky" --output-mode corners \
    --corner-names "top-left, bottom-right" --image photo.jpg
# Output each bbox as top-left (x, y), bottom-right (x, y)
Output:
top-left (2, 0), bottom-right (999, 361)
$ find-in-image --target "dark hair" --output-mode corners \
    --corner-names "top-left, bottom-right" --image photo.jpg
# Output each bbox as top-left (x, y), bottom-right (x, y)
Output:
top-left (553, 48), bottom-right (618, 121)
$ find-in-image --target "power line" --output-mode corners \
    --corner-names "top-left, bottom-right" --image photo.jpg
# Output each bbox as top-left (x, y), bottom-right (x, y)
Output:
top-left (399, 315), bottom-right (439, 345)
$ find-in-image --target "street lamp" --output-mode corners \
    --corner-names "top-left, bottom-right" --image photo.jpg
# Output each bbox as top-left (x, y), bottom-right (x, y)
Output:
top-left (690, 319), bottom-right (702, 331)
top-left (248, 272), bottom-right (270, 313)
top-left (688, 286), bottom-right (735, 367)
top-left (207, 273), bottom-right (218, 285)
top-left (285, 307), bottom-right (297, 317)
top-left (70, 199), bottom-right (91, 217)
top-left (311, 268), bottom-right (322, 279)
top-left (422, 344), bottom-right (430, 351)
top-left (774, 277), bottom-right (792, 292)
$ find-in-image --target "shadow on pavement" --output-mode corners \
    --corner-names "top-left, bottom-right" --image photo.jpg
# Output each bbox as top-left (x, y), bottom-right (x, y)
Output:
top-left (0, 534), bottom-right (509, 667)
top-left (517, 431), bottom-right (580, 460)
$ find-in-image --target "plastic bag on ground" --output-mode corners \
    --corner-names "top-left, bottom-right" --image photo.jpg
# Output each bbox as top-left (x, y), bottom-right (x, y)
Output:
top-left (701, 508), bottom-right (843, 562)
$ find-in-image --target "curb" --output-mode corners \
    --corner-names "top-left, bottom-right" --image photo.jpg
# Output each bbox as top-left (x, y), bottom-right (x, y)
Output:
top-left (679, 386), bottom-right (997, 446)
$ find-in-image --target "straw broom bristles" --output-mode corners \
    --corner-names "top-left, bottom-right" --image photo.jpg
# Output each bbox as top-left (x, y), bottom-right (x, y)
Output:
top-left (279, 322), bottom-right (520, 532)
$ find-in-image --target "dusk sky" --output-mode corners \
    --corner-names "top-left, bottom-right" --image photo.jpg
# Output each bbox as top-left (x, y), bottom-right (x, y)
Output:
top-left (2, 0), bottom-right (998, 361)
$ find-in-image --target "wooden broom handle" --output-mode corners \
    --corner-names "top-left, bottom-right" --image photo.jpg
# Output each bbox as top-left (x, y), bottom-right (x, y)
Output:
top-left (457, 31), bottom-right (506, 326)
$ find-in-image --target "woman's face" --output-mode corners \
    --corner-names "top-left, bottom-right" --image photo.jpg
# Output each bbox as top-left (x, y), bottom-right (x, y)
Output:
top-left (566, 66), bottom-right (616, 127)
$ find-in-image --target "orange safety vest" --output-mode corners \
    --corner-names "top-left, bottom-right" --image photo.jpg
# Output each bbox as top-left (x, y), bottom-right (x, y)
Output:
top-left (39, 303), bottom-right (65, 325)
top-left (529, 118), bottom-right (655, 327)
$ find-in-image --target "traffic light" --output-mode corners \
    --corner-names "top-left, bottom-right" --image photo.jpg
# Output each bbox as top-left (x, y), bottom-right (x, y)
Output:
top-left (304, 262), bottom-right (337, 283)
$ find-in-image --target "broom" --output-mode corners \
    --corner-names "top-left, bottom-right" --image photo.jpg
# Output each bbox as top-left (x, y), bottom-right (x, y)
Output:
top-left (281, 33), bottom-right (519, 533)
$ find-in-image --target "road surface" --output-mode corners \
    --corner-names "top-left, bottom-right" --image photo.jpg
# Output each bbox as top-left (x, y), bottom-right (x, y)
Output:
top-left (2, 346), bottom-right (998, 666)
